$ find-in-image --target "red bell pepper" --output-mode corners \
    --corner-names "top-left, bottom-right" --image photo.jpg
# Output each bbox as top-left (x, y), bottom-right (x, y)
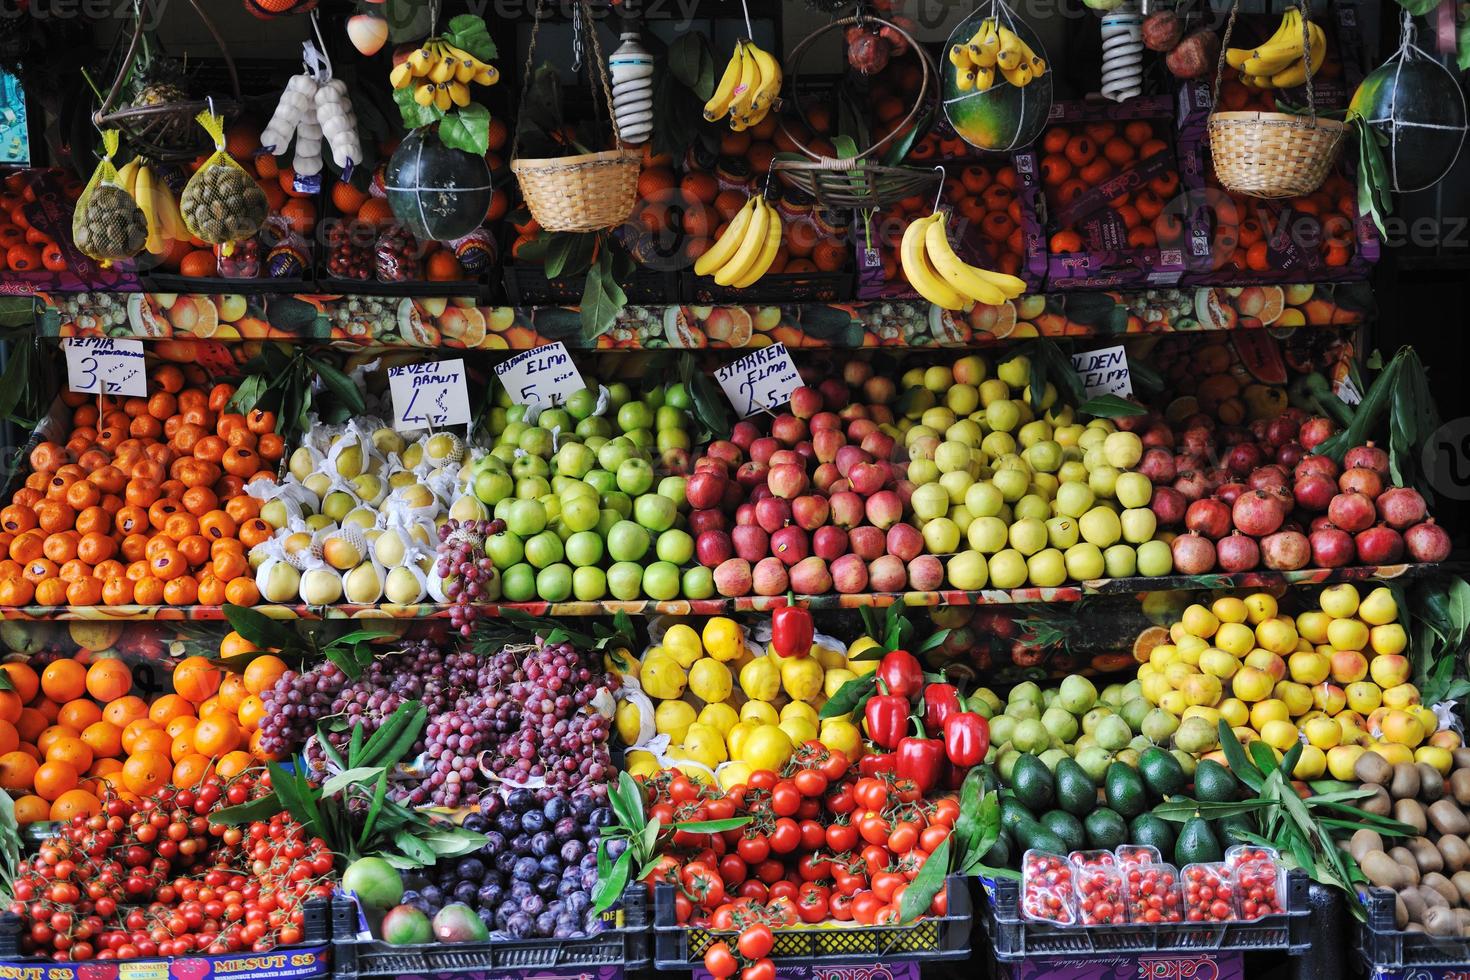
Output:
top-left (895, 718), bottom-right (945, 795)
top-left (771, 601), bottom-right (814, 658)
top-left (943, 708), bottom-right (990, 769)
top-left (923, 682), bottom-right (960, 734)
top-left (858, 752), bottom-right (896, 776)
top-left (877, 649), bottom-right (923, 700)
top-left (864, 682), bottom-right (909, 750)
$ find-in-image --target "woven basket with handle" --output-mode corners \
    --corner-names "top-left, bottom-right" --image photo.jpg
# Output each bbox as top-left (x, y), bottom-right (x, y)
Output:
top-left (773, 15), bottom-right (940, 210)
top-left (509, 0), bottom-right (640, 234)
top-left (1207, 1), bottom-right (1344, 199)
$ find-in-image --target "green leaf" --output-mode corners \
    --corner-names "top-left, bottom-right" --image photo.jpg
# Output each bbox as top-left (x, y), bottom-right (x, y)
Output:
top-left (320, 766), bottom-right (387, 797)
top-left (392, 84), bottom-right (443, 131)
top-left (393, 829), bottom-right (437, 867)
top-left (915, 629), bottom-right (952, 654)
top-left (1079, 394), bottom-right (1148, 418)
top-left (670, 817), bottom-right (752, 833)
top-left (357, 773), bottom-right (391, 850)
top-left (831, 135), bottom-right (860, 160)
top-left (222, 604), bottom-right (297, 651)
top-left (1149, 799), bottom-right (1273, 822)
top-left (1460, 19), bottom-right (1470, 73)
top-left (309, 358), bottom-right (366, 415)
top-left (421, 826), bottom-right (490, 857)
top-left (581, 244), bottom-right (627, 339)
top-left (669, 33), bottom-right (714, 99)
top-left (439, 102), bottom-right (491, 156)
top-left (819, 673), bottom-right (876, 719)
top-left (226, 374), bottom-right (267, 414)
top-left (609, 772), bottom-right (645, 832)
top-left (879, 108), bottom-right (933, 167)
top-left (592, 847), bottom-right (632, 914)
top-left (1218, 721), bottom-right (1265, 790)
top-left (209, 793), bottom-right (286, 826)
top-left (445, 14), bottom-right (497, 62)
top-left (1278, 741), bottom-right (1303, 780)
top-left (1249, 739), bottom-right (1283, 776)
top-left (358, 702), bottom-right (427, 769)
top-left (898, 837), bottom-right (950, 923)
top-left (545, 232), bottom-right (597, 280)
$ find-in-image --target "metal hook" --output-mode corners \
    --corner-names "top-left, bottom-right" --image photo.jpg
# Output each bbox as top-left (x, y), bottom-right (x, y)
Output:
top-left (739, 0), bottom-right (754, 42)
top-left (931, 165), bottom-right (947, 212)
top-left (763, 156), bottom-right (777, 197)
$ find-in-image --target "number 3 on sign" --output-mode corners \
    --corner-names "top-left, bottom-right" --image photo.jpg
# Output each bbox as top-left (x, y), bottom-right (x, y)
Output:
top-left (64, 338), bottom-right (147, 397)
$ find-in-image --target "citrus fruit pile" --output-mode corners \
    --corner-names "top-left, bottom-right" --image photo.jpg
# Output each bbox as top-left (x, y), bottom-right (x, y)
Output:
top-left (0, 365), bottom-right (281, 608)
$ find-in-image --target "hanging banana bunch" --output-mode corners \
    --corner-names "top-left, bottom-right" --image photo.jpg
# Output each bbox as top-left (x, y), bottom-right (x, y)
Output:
top-left (900, 211), bottom-right (1027, 310)
top-left (949, 17), bottom-right (1047, 91)
top-left (703, 40), bottom-right (783, 131)
top-left (390, 38), bottom-right (500, 111)
top-left (1225, 7), bottom-right (1327, 89)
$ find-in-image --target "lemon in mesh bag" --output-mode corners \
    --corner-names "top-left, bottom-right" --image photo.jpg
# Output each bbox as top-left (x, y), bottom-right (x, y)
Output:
top-left (180, 109), bottom-right (269, 255)
top-left (72, 130), bottom-right (148, 266)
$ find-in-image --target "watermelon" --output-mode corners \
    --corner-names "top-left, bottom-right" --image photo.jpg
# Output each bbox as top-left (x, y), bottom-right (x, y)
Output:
top-left (942, 10), bottom-right (1053, 152)
top-left (1348, 55), bottom-right (1467, 193)
top-left (386, 128), bottom-right (494, 242)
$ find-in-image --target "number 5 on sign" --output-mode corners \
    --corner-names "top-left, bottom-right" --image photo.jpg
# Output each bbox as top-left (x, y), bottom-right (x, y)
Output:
top-left (64, 337), bottom-right (147, 397)
top-left (388, 359), bottom-right (471, 430)
top-left (715, 343), bottom-right (803, 418)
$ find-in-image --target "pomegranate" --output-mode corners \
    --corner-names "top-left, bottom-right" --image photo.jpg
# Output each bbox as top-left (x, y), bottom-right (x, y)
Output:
top-left (1115, 413), bottom-right (1149, 431)
top-left (1275, 441), bottom-right (1305, 469)
top-left (1261, 530), bottom-right (1311, 570)
top-left (1216, 482), bottom-right (1248, 505)
top-left (1224, 442), bottom-right (1265, 476)
top-left (1232, 490), bottom-right (1285, 536)
top-left (1175, 452), bottom-right (1208, 474)
top-left (1171, 532), bottom-right (1217, 574)
top-left (1185, 498), bottom-right (1232, 539)
top-left (1247, 465), bottom-right (1290, 490)
top-left (1327, 490), bottom-right (1376, 533)
top-left (1220, 427), bottom-right (1251, 446)
top-left (1138, 447), bottom-right (1177, 484)
top-left (1263, 484), bottom-right (1295, 514)
top-left (1142, 423), bottom-right (1176, 448)
top-left (1216, 532), bottom-right (1260, 572)
top-left (1292, 473), bottom-right (1337, 512)
top-left (1204, 468), bottom-right (1231, 492)
top-left (1298, 416), bottom-right (1337, 449)
top-left (1404, 520), bottom-right (1452, 562)
top-left (1181, 427), bottom-right (1214, 456)
top-left (1173, 470), bottom-right (1211, 501)
top-left (1344, 442), bottom-right (1390, 476)
top-left (1375, 486), bottom-right (1428, 530)
top-left (1149, 486), bottom-right (1187, 526)
top-left (1265, 416), bottom-right (1301, 446)
top-left (1354, 524), bottom-right (1405, 564)
top-left (1309, 525), bottom-right (1355, 568)
top-left (1339, 466), bottom-right (1384, 499)
top-left (1294, 454), bottom-right (1339, 481)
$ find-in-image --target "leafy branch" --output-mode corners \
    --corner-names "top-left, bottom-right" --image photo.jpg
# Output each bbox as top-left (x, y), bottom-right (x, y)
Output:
top-left (391, 15), bottom-right (498, 155)
top-left (225, 345), bottom-right (365, 447)
top-left (220, 604), bottom-right (397, 679)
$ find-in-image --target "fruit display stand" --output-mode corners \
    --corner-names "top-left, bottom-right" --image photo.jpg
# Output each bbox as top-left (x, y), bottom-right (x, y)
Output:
top-left (1358, 886), bottom-right (1470, 976)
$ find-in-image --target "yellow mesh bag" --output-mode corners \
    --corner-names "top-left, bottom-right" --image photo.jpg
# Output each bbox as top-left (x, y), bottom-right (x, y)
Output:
top-left (180, 109), bottom-right (269, 255)
top-left (72, 130), bottom-right (148, 266)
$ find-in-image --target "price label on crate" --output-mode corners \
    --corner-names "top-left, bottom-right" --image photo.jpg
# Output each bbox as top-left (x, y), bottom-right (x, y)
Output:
top-left (64, 337), bottom-right (146, 397)
top-left (388, 359), bottom-right (471, 430)
top-left (696, 962), bottom-right (918, 980)
top-left (1070, 344), bottom-right (1132, 399)
top-left (1014, 951), bottom-right (1243, 980)
top-left (715, 342), bottom-right (802, 418)
top-left (493, 342), bottom-right (585, 407)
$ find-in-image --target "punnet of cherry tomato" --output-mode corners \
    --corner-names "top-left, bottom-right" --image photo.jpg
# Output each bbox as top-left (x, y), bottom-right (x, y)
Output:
top-left (624, 739), bottom-right (972, 973)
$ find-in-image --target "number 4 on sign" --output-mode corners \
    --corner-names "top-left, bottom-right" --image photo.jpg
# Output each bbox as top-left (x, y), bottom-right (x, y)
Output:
top-left (387, 359), bottom-right (472, 431)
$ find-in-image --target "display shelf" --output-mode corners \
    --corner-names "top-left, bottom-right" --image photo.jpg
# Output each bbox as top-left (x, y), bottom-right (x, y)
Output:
top-left (33, 281), bottom-right (1372, 352)
top-left (0, 562), bottom-right (1449, 621)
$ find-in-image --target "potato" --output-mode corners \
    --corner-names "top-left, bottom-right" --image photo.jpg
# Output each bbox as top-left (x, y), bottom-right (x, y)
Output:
top-left (1440, 835), bottom-right (1470, 873)
top-left (1452, 749), bottom-right (1470, 771)
top-left (1361, 785), bottom-right (1392, 816)
top-left (1430, 800), bottom-right (1470, 836)
top-left (1351, 828), bottom-right (1385, 862)
top-left (1419, 764), bottom-right (1446, 802)
top-left (1453, 908), bottom-right (1470, 932)
top-left (1410, 837), bottom-right (1445, 874)
top-left (1396, 799), bottom-right (1430, 836)
top-left (1423, 871), bottom-right (1459, 906)
top-left (1396, 894), bottom-right (1410, 929)
top-left (1362, 850), bottom-right (1408, 890)
top-left (1426, 906), bottom-right (1461, 936)
top-left (1453, 870), bottom-right (1470, 907)
top-left (1451, 770), bottom-right (1470, 806)
top-left (1422, 883), bottom-right (1449, 908)
top-left (1358, 753), bottom-right (1394, 786)
top-left (1403, 886), bottom-right (1430, 924)
top-left (1391, 847), bottom-right (1424, 885)
top-left (1392, 763), bottom-right (1423, 801)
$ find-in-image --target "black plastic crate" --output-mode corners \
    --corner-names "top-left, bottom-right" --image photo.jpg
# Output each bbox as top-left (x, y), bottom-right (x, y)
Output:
top-left (981, 871), bottom-right (1311, 961)
top-left (680, 269), bottom-right (854, 304)
top-left (330, 885), bottom-right (649, 977)
top-left (1358, 885), bottom-right (1470, 968)
top-left (503, 262), bottom-right (678, 306)
top-left (142, 272), bottom-right (315, 295)
top-left (652, 876), bottom-right (972, 969)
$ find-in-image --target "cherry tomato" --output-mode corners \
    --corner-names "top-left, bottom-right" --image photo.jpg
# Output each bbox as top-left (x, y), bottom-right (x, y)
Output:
top-left (920, 824), bottom-right (951, 853)
top-left (797, 797), bottom-right (822, 821)
top-left (874, 904), bottom-right (902, 925)
top-left (743, 960), bottom-right (777, 980)
top-left (669, 775), bottom-right (700, 803)
top-left (747, 771), bottom-right (778, 791)
top-left (674, 892), bottom-right (695, 924)
top-left (767, 895), bottom-right (798, 926)
top-left (862, 844), bottom-right (889, 876)
top-left (704, 941), bottom-right (738, 978)
top-left (818, 749), bottom-right (850, 783)
top-left (851, 892), bottom-right (884, 925)
top-left (737, 879), bottom-right (769, 902)
top-left (770, 781), bottom-right (801, 817)
top-left (737, 923), bottom-right (774, 960)
top-left (830, 891), bottom-right (855, 920)
top-left (825, 821), bottom-right (858, 853)
top-left (737, 834), bottom-right (770, 864)
top-left (799, 820), bottom-right (825, 851)
top-left (928, 798), bottom-right (960, 827)
top-left (798, 852), bottom-right (832, 881)
top-left (893, 778), bottom-right (921, 804)
top-left (825, 782), bottom-right (855, 815)
top-left (887, 820), bottom-right (920, 854)
top-left (793, 768), bottom-right (828, 798)
top-left (930, 888), bottom-right (949, 916)
top-left (719, 854), bottom-right (748, 887)
top-left (705, 797), bottom-right (736, 821)
top-left (768, 879), bottom-right (798, 901)
top-left (873, 870), bottom-right (906, 902)
top-left (834, 867), bottom-right (867, 895)
top-left (797, 883), bottom-right (830, 923)
top-left (681, 863), bottom-right (725, 909)
top-left (859, 813), bottom-right (892, 846)
top-left (853, 778), bottom-right (888, 811)
top-left (768, 818), bottom-right (801, 854)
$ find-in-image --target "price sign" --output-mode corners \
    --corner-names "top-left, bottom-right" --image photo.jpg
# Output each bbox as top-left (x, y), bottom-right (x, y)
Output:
top-left (64, 337), bottom-right (146, 396)
top-left (388, 359), bottom-right (471, 430)
top-left (715, 343), bottom-right (802, 418)
top-left (1016, 950), bottom-right (1242, 980)
top-left (493, 342), bottom-right (586, 406)
top-left (1070, 344), bottom-right (1132, 399)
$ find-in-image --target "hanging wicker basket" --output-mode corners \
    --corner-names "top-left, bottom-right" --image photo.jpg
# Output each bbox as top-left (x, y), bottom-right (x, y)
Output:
top-left (92, 0), bottom-right (242, 163)
top-left (774, 15), bottom-right (941, 209)
top-left (508, 0), bottom-right (641, 233)
top-left (1207, 1), bottom-right (1344, 199)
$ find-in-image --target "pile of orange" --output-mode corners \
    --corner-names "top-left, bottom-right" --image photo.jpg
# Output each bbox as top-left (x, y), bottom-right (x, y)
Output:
top-left (0, 170), bottom-right (83, 276)
top-left (1201, 169), bottom-right (1360, 276)
top-left (0, 636), bottom-right (285, 824)
top-left (1037, 120), bottom-right (1183, 256)
top-left (0, 364), bottom-right (280, 608)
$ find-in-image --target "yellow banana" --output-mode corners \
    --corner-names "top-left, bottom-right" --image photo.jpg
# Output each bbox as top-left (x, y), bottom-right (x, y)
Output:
top-left (969, 20), bottom-right (999, 68)
top-left (728, 43), bottom-right (763, 122)
top-left (153, 173), bottom-right (186, 241)
top-left (474, 66), bottom-right (499, 86)
top-left (705, 41), bottom-right (746, 121)
top-left (408, 44), bottom-right (437, 76)
top-left (429, 44), bottom-right (457, 84)
top-left (448, 81), bottom-right (471, 106)
top-left (434, 83), bottom-right (452, 111)
top-left (901, 215), bottom-right (970, 311)
top-left (949, 44), bottom-right (973, 69)
top-left (414, 82), bottom-right (436, 107)
top-left (137, 165), bottom-right (166, 256)
top-left (1268, 23), bottom-right (1327, 87)
top-left (996, 26), bottom-right (1024, 71)
top-left (389, 62), bottom-right (414, 89)
top-left (694, 197), bottom-right (757, 277)
top-left (115, 157), bottom-right (140, 199)
top-left (976, 66), bottom-right (996, 92)
top-left (955, 68), bottom-right (976, 92)
top-left (1001, 62), bottom-right (1033, 87)
top-left (746, 42), bottom-right (782, 115)
top-left (974, 266), bottom-right (1028, 299)
top-left (1229, 8), bottom-right (1295, 69)
top-left (1247, 10), bottom-right (1305, 69)
top-left (924, 214), bottom-right (1007, 306)
top-left (732, 203), bottom-right (782, 287)
top-left (714, 197), bottom-right (770, 286)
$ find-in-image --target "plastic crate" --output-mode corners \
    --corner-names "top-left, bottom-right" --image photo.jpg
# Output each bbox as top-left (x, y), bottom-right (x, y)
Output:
top-left (982, 869), bottom-right (1311, 961)
top-left (652, 877), bottom-right (972, 969)
top-left (0, 897), bottom-right (330, 977)
top-left (330, 885), bottom-right (649, 977)
top-left (503, 263), bottom-right (678, 305)
top-left (680, 269), bottom-right (854, 304)
top-left (1358, 885), bottom-right (1470, 969)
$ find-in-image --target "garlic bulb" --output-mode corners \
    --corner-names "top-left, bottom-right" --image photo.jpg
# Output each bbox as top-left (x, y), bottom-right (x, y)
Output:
top-left (609, 32), bottom-right (654, 144)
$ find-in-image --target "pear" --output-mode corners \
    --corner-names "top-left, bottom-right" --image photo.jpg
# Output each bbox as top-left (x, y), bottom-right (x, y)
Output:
top-left (343, 507), bottom-right (378, 530)
top-left (288, 447), bottom-right (316, 481)
top-left (371, 427), bottom-right (407, 456)
top-left (260, 562), bottom-right (301, 603)
top-left (384, 565), bottom-right (427, 604)
top-left (300, 567), bottom-right (344, 605)
top-left (334, 444), bottom-right (365, 479)
top-left (343, 563), bottom-right (384, 604)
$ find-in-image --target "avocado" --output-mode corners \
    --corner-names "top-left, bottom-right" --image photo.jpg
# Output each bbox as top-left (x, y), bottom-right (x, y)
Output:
top-left (1193, 759), bottom-right (1242, 803)
top-left (1104, 762), bottom-right (1147, 818)
top-left (1011, 754), bottom-right (1056, 813)
top-left (1013, 816), bottom-right (1068, 856)
top-left (1129, 813), bottom-right (1177, 855)
top-left (1001, 796), bottom-right (1033, 833)
top-left (981, 831), bottom-right (1012, 868)
top-left (1215, 814), bottom-right (1259, 848)
top-left (1175, 816), bottom-right (1224, 865)
top-left (1040, 810), bottom-right (1086, 852)
top-left (1055, 758), bottom-right (1099, 816)
top-left (1084, 808), bottom-right (1128, 850)
top-left (1139, 747), bottom-right (1187, 800)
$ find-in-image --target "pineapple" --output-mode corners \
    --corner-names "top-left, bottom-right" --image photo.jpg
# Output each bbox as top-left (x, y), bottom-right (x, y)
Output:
top-left (128, 54), bottom-right (189, 109)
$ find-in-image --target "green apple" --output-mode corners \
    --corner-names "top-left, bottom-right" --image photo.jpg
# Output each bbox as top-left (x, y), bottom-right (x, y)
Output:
top-left (535, 563), bottom-right (573, 601)
top-left (607, 561), bottom-right (644, 600)
top-left (560, 494), bottom-right (600, 533)
top-left (642, 561), bottom-right (680, 600)
top-left (616, 458), bottom-right (655, 495)
top-left (564, 387), bottom-right (598, 420)
top-left (553, 442), bottom-right (596, 479)
top-left (922, 517), bottom-right (960, 554)
top-left (572, 565), bottom-right (607, 600)
top-left (506, 499), bottom-right (548, 537)
top-left (656, 529), bottom-right (694, 565)
top-left (607, 520), bottom-right (650, 562)
top-left (597, 438), bottom-right (636, 472)
top-left (601, 490), bottom-right (632, 519)
top-left (947, 550), bottom-right (988, 589)
top-left (584, 468), bottom-right (616, 493)
top-left (682, 565), bottom-right (714, 599)
top-left (968, 516), bottom-right (1009, 553)
top-left (564, 530), bottom-right (604, 567)
top-left (518, 426), bottom-right (554, 457)
top-left (515, 476), bottom-right (550, 500)
top-left (1103, 544), bottom-right (1137, 578)
top-left (501, 563), bottom-right (536, 602)
top-left (1064, 542), bottom-right (1105, 580)
top-left (657, 476), bottom-right (688, 508)
top-left (616, 401), bottom-right (653, 432)
top-left (524, 531), bottom-right (564, 569)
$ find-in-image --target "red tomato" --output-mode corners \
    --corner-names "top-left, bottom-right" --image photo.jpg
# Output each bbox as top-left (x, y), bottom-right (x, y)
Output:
top-left (920, 825), bottom-right (951, 853)
top-left (770, 781), bottom-right (801, 817)
top-left (768, 879), bottom-right (798, 901)
top-left (887, 821), bottom-right (920, 854)
top-left (705, 797), bottom-right (736, 821)
top-left (853, 778), bottom-right (888, 811)
top-left (797, 797), bottom-right (822, 821)
top-left (830, 891), bottom-right (855, 920)
top-left (859, 814), bottom-right (892, 846)
top-left (825, 782), bottom-right (855, 814)
top-left (851, 892), bottom-right (884, 925)
top-left (893, 779), bottom-right (921, 803)
top-left (825, 821), bottom-right (858, 852)
top-left (768, 818), bottom-right (801, 854)
top-left (861, 845), bottom-right (889, 876)
top-left (742, 960), bottom-right (776, 980)
top-left (818, 749), bottom-right (849, 782)
top-left (928, 798), bottom-right (960, 827)
top-left (799, 820), bottom-right (825, 851)
top-left (875, 904), bottom-right (902, 925)
top-left (797, 883), bottom-right (830, 923)
top-left (669, 775), bottom-right (699, 803)
top-left (747, 771), bottom-right (778, 791)
top-left (834, 868), bottom-right (867, 896)
top-left (681, 863), bottom-right (725, 909)
top-left (736, 834), bottom-right (769, 864)
top-left (718, 854), bottom-right (747, 887)
top-left (736, 924), bottom-right (774, 960)
top-left (704, 941), bottom-right (738, 978)
top-left (793, 768), bottom-right (828, 797)
top-left (797, 852), bottom-right (832, 881)
top-left (737, 880), bottom-right (769, 902)
top-left (872, 871), bottom-right (906, 902)
top-left (755, 859), bottom-right (784, 884)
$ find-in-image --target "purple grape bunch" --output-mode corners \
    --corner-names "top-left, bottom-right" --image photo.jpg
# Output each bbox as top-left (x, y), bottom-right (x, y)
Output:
top-left (436, 517), bottom-right (505, 636)
top-left (256, 660), bottom-right (348, 759)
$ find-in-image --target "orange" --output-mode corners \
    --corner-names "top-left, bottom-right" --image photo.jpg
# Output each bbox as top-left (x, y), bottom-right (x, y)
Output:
top-left (33, 759), bottom-right (79, 800)
top-left (0, 690), bottom-right (19, 724)
top-left (89, 757), bottom-right (122, 778)
top-left (57, 699), bottom-right (103, 731)
top-left (129, 728), bottom-right (172, 757)
top-left (165, 715), bottom-right (197, 740)
top-left (40, 658), bottom-right (86, 702)
top-left (680, 172), bottom-right (719, 206)
top-left (50, 787), bottom-right (101, 821)
top-left (36, 724), bottom-right (78, 756)
top-left (191, 716), bottom-right (240, 757)
top-left (224, 577), bottom-right (260, 606)
top-left (169, 730), bottom-right (195, 762)
top-left (217, 674), bottom-right (248, 712)
top-left (103, 695), bottom-right (148, 728)
top-left (426, 250), bottom-right (463, 281)
top-left (0, 749), bottom-right (37, 790)
top-left (44, 735), bottom-right (93, 772)
top-left (198, 695), bottom-right (231, 719)
top-left (331, 180), bottom-right (369, 214)
top-left (178, 250), bottom-right (217, 277)
top-left (173, 753), bottom-right (212, 787)
top-left (80, 720), bottom-right (123, 758)
top-left (237, 694), bottom-right (266, 731)
top-left (242, 654), bottom-right (287, 694)
top-left (215, 750), bottom-right (254, 779)
top-left (356, 197), bottom-right (393, 228)
top-left (13, 793), bottom-right (49, 824)
top-left (121, 750), bottom-right (170, 795)
top-left (120, 718), bottom-right (159, 753)
top-left (173, 656), bottom-right (221, 704)
top-left (636, 167), bottom-right (676, 201)
top-left (280, 197), bottom-right (317, 234)
top-left (148, 693), bottom-right (193, 726)
top-left (15, 708), bottom-right (46, 743)
top-left (220, 630), bottom-right (260, 659)
top-left (0, 663), bottom-right (37, 703)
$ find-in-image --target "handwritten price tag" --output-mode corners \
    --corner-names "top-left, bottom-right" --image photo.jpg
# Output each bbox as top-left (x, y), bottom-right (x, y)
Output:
top-left (64, 337), bottom-right (146, 397)
top-left (388, 359), bottom-right (471, 430)
top-left (1070, 345), bottom-right (1132, 399)
top-left (493, 342), bottom-right (586, 407)
top-left (715, 343), bottom-right (802, 418)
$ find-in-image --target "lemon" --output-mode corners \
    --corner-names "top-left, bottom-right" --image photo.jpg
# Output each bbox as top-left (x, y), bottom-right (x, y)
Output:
top-left (604, 647), bottom-right (639, 679)
top-left (702, 617), bottom-right (744, 661)
top-left (740, 700), bottom-right (779, 726)
top-left (688, 658), bottom-right (733, 704)
top-left (824, 668), bottom-right (856, 700)
top-left (780, 701), bottom-right (818, 726)
top-left (780, 716), bottom-right (818, 746)
top-left (654, 700), bottom-right (697, 742)
top-left (615, 699), bottom-right (646, 745)
top-left (641, 651), bottom-right (688, 700)
top-left (683, 722), bottom-right (728, 768)
top-left (725, 721), bottom-right (754, 760)
top-left (815, 644), bottom-right (849, 671)
top-left (625, 749), bottom-right (660, 778)
top-left (697, 702), bottom-right (739, 736)
top-left (718, 761), bottom-right (753, 790)
top-left (672, 759), bottom-right (715, 785)
top-left (664, 624), bottom-right (705, 667)
top-left (781, 656), bottom-right (824, 702)
top-left (739, 656), bottom-right (781, 701)
top-left (741, 723), bottom-right (795, 771)
top-left (819, 718), bottom-right (862, 758)
top-left (846, 637), bottom-right (881, 672)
